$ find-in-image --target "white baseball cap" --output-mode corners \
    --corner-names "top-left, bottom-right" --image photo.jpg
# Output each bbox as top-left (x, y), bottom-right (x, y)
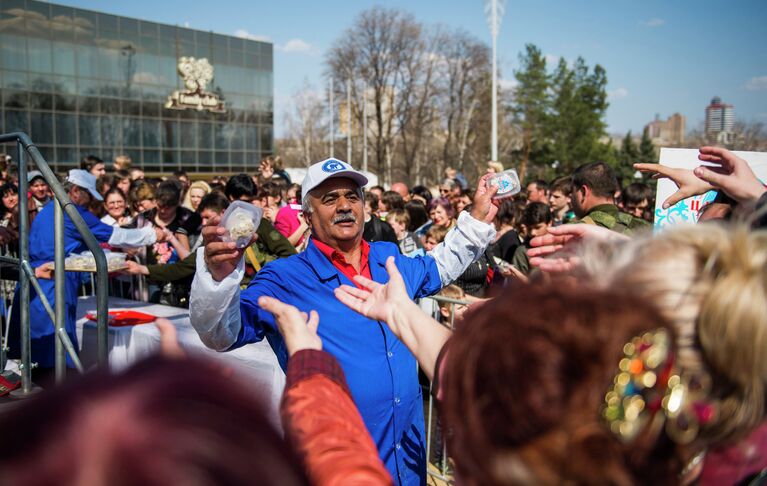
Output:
top-left (301, 158), bottom-right (368, 207)
top-left (67, 169), bottom-right (103, 201)
top-left (27, 170), bottom-right (45, 183)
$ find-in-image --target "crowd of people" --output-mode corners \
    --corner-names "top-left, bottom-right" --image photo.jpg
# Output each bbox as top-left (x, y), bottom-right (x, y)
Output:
top-left (0, 145), bottom-right (765, 486)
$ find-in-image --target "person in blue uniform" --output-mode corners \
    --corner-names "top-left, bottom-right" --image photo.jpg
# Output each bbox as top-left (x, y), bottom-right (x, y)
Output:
top-left (189, 158), bottom-right (499, 486)
top-left (8, 170), bottom-right (163, 384)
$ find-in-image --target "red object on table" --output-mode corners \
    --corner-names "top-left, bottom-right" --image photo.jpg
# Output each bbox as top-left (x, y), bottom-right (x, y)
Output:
top-left (0, 375), bottom-right (20, 396)
top-left (86, 310), bottom-right (157, 327)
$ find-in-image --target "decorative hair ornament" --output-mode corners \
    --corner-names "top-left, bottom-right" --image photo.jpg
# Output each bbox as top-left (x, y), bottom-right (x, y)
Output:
top-left (602, 328), bottom-right (717, 445)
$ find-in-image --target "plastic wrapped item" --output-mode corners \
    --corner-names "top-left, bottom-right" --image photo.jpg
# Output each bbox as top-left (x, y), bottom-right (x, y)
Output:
top-left (488, 169), bottom-right (521, 199)
top-left (220, 201), bottom-right (263, 248)
top-left (63, 250), bottom-right (128, 272)
top-left (106, 252), bottom-right (127, 270)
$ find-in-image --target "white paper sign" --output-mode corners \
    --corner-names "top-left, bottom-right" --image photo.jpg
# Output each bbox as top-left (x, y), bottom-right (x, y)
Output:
top-left (653, 148), bottom-right (767, 229)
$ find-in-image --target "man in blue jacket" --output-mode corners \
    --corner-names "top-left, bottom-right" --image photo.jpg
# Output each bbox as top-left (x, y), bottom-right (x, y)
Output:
top-left (189, 158), bottom-right (498, 485)
top-left (8, 170), bottom-right (163, 385)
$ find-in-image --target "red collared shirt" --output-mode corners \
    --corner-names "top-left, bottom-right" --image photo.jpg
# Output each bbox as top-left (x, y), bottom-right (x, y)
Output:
top-left (312, 237), bottom-right (372, 287)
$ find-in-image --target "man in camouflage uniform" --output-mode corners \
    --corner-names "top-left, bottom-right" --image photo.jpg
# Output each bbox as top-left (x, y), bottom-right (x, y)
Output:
top-left (570, 162), bottom-right (648, 235)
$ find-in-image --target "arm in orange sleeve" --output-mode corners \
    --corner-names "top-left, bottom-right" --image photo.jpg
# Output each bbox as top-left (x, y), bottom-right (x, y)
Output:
top-left (280, 349), bottom-right (393, 486)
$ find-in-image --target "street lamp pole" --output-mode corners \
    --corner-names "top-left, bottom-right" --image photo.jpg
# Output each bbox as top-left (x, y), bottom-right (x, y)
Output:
top-left (347, 78), bottom-right (352, 164)
top-left (329, 77), bottom-right (334, 158)
top-left (484, 0), bottom-right (506, 162)
top-left (363, 81), bottom-right (368, 173)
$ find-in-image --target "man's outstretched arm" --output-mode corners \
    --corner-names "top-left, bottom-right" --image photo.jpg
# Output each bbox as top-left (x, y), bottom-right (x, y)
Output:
top-left (188, 215), bottom-right (252, 351)
top-left (429, 174), bottom-right (498, 286)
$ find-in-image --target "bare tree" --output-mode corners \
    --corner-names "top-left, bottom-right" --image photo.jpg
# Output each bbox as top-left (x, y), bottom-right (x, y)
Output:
top-left (436, 30), bottom-right (491, 178)
top-left (327, 7), bottom-right (423, 185)
top-left (283, 80), bottom-right (327, 167)
top-left (685, 120), bottom-right (767, 152)
top-left (395, 26), bottom-right (443, 184)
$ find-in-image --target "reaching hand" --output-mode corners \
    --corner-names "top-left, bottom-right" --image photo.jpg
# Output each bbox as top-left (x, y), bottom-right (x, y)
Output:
top-left (34, 262), bottom-right (54, 280)
top-left (153, 226), bottom-right (166, 243)
top-left (695, 146), bottom-right (766, 204)
top-left (527, 224), bottom-right (628, 273)
top-left (202, 214), bottom-right (256, 282)
top-left (258, 296), bottom-right (321, 356)
top-left (123, 260), bottom-right (149, 276)
top-left (155, 317), bottom-right (185, 359)
top-left (263, 206), bottom-right (276, 222)
top-left (634, 163), bottom-right (713, 209)
top-left (0, 226), bottom-right (17, 246)
top-left (469, 174), bottom-right (500, 223)
top-left (334, 256), bottom-right (413, 339)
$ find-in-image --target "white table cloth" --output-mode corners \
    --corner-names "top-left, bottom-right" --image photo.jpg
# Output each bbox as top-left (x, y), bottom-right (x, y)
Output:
top-left (75, 296), bottom-right (285, 424)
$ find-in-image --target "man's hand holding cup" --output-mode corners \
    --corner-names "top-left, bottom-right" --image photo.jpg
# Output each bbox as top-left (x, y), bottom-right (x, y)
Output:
top-left (203, 214), bottom-right (256, 282)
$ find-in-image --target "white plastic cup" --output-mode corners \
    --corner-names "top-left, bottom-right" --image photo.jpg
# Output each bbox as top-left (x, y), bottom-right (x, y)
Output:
top-left (488, 169), bottom-right (521, 199)
top-left (220, 201), bottom-right (263, 248)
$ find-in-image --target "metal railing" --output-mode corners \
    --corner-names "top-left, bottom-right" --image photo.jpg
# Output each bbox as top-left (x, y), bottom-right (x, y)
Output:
top-left (421, 294), bottom-right (469, 485)
top-left (0, 132), bottom-right (109, 394)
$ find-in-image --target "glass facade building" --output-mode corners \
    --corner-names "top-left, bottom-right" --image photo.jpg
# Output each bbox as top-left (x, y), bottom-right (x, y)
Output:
top-left (0, 0), bottom-right (273, 173)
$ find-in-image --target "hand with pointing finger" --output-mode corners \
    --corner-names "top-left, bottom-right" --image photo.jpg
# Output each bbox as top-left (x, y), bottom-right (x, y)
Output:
top-left (633, 163), bottom-right (713, 209)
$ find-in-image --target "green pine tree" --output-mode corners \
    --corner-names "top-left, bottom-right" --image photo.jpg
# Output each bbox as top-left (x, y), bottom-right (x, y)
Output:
top-left (512, 44), bottom-right (550, 181)
top-left (638, 127), bottom-right (656, 164)
top-left (546, 57), bottom-right (609, 175)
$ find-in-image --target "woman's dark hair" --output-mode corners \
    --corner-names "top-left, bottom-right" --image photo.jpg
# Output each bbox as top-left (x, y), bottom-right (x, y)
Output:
top-left (114, 169), bottom-right (131, 184)
top-left (381, 191), bottom-right (405, 212)
top-left (103, 187), bottom-right (127, 203)
top-left (0, 356), bottom-right (309, 486)
top-left (443, 283), bottom-right (682, 485)
top-left (522, 202), bottom-right (552, 227)
top-left (260, 181), bottom-right (283, 200)
top-left (155, 179), bottom-right (182, 208)
top-left (79, 154), bottom-right (103, 172)
top-left (0, 182), bottom-right (18, 216)
top-left (198, 191), bottom-right (230, 214)
top-left (411, 185), bottom-right (433, 205)
top-left (0, 182), bottom-right (18, 198)
top-left (495, 199), bottom-right (523, 228)
top-left (405, 201), bottom-right (429, 232)
top-left (96, 174), bottom-right (115, 196)
top-left (225, 173), bottom-right (257, 201)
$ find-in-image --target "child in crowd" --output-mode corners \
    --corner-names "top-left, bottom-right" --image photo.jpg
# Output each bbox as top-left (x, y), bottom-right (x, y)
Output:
top-left (509, 202), bottom-right (553, 275)
top-left (256, 181), bottom-right (284, 222)
top-left (436, 284), bottom-right (468, 328)
top-left (274, 183), bottom-right (309, 249)
top-left (423, 224), bottom-right (449, 252)
top-left (385, 209), bottom-right (424, 257)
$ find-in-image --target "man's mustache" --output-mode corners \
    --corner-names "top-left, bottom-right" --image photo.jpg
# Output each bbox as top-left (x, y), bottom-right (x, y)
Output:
top-left (332, 213), bottom-right (357, 224)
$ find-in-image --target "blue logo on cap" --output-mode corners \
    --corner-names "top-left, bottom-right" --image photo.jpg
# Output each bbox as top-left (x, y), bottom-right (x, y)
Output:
top-left (321, 159), bottom-right (346, 173)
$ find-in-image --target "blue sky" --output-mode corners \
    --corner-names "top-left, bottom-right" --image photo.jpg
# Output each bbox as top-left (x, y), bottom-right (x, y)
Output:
top-left (59, 0), bottom-right (767, 138)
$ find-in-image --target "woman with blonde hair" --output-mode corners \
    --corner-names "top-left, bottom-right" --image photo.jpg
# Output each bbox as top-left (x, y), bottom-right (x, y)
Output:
top-left (182, 180), bottom-right (211, 212)
top-left (530, 222), bottom-right (767, 484)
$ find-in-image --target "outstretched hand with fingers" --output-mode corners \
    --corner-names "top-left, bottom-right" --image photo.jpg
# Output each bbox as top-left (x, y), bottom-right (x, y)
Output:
top-left (527, 224), bottom-right (628, 274)
top-left (155, 318), bottom-right (185, 359)
top-left (258, 296), bottom-right (321, 356)
top-left (334, 256), bottom-right (412, 340)
top-left (633, 163), bottom-right (713, 209)
top-left (695, 146), bottom-right (767, 203)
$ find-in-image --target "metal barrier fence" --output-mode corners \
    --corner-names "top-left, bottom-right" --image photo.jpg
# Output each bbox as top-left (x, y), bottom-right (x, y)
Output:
top-left (0, 132), bottom-right (110, 394)
top-left (421, 294), bottom-right (469, 485)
